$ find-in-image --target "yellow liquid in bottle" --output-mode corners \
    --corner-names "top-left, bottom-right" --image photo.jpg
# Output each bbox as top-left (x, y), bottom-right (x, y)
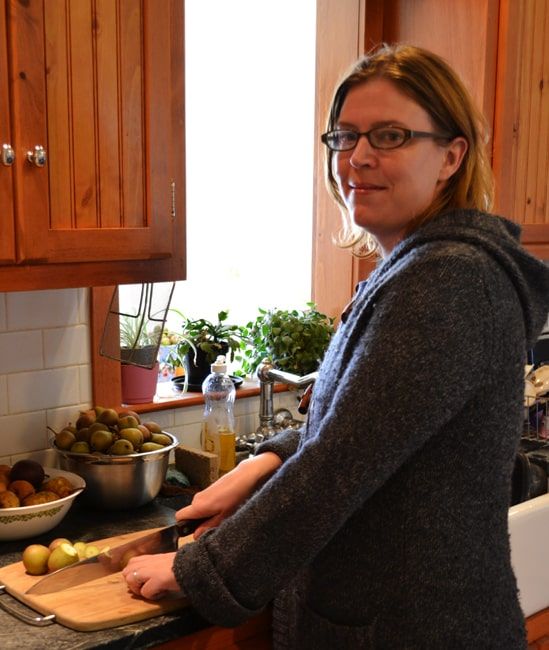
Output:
top-left (218, 428), bottom-right (236, 474)
top-left (202, 423), bottom-right (235, 475)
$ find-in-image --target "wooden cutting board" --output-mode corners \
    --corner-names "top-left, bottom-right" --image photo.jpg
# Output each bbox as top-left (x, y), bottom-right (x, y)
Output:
top-left (0, 527), bottom-right (193, 631)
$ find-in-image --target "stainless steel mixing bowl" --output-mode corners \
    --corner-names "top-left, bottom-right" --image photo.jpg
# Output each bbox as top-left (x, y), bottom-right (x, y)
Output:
top-left (51, 432), bottom-right (178, 509)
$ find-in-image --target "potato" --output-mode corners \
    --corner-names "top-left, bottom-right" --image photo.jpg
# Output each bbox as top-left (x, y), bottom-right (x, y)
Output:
top-left (22, 491), bottom-right (59, 506)
top-left (9, 480), bottom-right (35, 501)
top-left (0, 490), bottom-right (20, 508)
top-left (42, 476), bottom-right (74, 499)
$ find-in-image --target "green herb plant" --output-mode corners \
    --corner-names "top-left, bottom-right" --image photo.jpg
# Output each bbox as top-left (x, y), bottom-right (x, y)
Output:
top-left (236, 303), bottom-right (335, 377)
top-left (168, 309), bottom-right (246, 367)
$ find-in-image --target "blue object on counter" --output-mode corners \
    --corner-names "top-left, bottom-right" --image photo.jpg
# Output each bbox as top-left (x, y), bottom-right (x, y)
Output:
top-left (165, 467), bottom-right (191, 488)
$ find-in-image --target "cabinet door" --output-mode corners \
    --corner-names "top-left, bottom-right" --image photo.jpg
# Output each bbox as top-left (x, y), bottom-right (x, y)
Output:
top-left (0, 0), bottom-right (16, 264)
top-left (493, 0), bottom-right (549, 257)
top-left (6, 0), bottom-right (177, 266)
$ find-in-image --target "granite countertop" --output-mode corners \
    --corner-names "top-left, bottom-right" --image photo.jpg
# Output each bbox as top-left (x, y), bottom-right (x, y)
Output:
top-left (0, 494), bottom-right (209, 650)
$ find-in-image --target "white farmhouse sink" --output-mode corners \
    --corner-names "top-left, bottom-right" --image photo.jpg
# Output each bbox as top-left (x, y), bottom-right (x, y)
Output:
top-left (509, 493), bottom-right (549, 617)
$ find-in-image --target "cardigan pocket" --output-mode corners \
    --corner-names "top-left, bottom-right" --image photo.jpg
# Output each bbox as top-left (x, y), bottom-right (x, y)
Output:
top-left (288, 592), bottom-right (377, 650)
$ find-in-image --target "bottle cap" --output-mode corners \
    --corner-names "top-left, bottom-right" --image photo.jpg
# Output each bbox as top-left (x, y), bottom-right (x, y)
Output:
top-left (211, 355), bottom-right (227, 373)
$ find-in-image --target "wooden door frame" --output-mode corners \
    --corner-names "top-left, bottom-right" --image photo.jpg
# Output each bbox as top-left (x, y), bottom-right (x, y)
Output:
top-left (311, 0), bottom-right (368, 322)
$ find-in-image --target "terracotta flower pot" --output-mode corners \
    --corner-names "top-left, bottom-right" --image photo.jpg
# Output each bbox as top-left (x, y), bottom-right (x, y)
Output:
top-left (121, 362), bottom-right (159, 404)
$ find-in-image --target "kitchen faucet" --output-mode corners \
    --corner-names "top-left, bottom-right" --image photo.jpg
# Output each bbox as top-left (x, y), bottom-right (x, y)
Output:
top-left (256, 359), bottom-right (318, 438)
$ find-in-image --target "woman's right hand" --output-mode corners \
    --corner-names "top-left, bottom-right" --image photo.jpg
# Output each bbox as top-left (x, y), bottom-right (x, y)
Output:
top-left (176, 451), bottom-right (282, 538)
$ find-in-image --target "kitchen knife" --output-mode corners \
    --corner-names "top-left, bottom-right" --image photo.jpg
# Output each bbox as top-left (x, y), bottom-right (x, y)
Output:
top-left (25, 518), bottom-right (206, 595)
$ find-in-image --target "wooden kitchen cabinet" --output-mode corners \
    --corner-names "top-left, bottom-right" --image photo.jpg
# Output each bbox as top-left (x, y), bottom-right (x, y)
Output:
top-left (153, 609), bottom-right (272, 650)
top-left (492, 0), bottom-right (549, 257)
top-left (526, 607), bottom-right (549, 648)
top-left (0, 0), bottom-right (185, 291)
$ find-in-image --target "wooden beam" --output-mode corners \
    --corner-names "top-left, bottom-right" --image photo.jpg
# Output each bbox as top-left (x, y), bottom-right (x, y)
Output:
top-left (91, 286), bottom-right (122, 408)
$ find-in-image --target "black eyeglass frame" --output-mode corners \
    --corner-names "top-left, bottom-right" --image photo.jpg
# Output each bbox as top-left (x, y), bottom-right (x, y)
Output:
top-left (321, 126), bottom-right (453, 151)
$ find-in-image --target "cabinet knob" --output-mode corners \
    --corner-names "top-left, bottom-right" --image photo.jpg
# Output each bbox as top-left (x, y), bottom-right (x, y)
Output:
top-left (1, 143), bottom-right (15, 166)
top-left (26, 145), bottom-right (47, 168)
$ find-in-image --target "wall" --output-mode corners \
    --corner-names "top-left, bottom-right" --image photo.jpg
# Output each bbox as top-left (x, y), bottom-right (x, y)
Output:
top-left (0, 288), bottom-right (299, 467)
top-left (0, 289), bottom-right (91, 466)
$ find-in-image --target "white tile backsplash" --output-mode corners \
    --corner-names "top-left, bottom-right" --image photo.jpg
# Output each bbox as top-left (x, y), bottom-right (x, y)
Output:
top-left (79, 364), bottom-right (92, 403)
top-left (0, 293), bottom-right (6, 331)
top-left (173, 404), bottom-right (205, 427)
top-left (6, 288), bottom-right (82, 329)
top-left (0, 288), bottom-right (93, 462)
top-left (44, 325), bottom-right (90, 367)
top-left (77, 288), bottom-right (89, 324)
top-left (0, 375), bottom-right (7, 416)
top-left (11, 448), bottom-right (58, 466)
top-left (0, 410), bottom-right (48, 456)
top-left (138, 409), bottom-right (174, 431)
top-left (0, 330), bottom-right (44, 372)
top-left (46, 403), bottom-right (93, 433)
top-left (8, 367), bottom-right (80, 413)
top-left (175, 422), bottom-right (202, 448)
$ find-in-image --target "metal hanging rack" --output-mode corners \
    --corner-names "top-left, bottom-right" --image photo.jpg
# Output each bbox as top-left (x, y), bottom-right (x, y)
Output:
top-left (99, 282), bottom-right (175, 369)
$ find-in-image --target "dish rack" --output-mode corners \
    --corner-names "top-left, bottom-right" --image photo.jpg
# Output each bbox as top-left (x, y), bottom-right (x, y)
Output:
top-left (523, 394), bottom-right (549, 448)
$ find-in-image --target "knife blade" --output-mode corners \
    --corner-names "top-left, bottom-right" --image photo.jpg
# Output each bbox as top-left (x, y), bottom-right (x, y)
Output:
top-left (26, 518), bottom-right (206, 595)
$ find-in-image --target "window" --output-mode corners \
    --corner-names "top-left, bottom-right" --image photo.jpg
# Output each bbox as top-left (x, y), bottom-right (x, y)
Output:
top-left (169, 0), bottom-right (317, 328)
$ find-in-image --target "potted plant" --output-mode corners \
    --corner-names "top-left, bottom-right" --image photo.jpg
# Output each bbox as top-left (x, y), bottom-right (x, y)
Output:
top-left (236, 302), bottom-right (335, 377)
top-left (119, 315), bottom-right (159, 367)
top-left (119, 315), bottom-right (161, 404)
top-left (168, 310), bottom-right (246, 389)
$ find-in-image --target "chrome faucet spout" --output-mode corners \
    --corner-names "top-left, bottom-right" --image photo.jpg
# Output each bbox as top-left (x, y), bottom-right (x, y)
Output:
top-left (256, 359), bottom-right (318, 436)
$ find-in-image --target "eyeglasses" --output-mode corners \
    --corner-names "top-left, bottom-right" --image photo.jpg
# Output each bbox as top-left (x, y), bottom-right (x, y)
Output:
top-left (321, 126), bottom-right (452, 152)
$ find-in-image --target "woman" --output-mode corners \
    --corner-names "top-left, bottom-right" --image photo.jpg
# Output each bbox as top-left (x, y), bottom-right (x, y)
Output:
top-left (123, 44), bottom-right (549, 648)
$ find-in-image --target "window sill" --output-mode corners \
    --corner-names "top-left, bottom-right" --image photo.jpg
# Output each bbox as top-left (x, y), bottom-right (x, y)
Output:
top-left (124, 379), bottom-right (290, 414)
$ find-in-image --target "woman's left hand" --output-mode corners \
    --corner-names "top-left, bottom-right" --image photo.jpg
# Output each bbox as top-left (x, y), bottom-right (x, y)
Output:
top-left (121, 552), bottom-right (183, 601)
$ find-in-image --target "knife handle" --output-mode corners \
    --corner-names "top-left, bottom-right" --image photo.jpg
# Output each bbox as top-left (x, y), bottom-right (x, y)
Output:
top-left (176, 517), bottom-right (209, 537)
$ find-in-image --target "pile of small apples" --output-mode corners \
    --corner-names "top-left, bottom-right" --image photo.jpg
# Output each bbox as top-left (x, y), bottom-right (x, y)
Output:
top-left (51, 406), bottom-right (171, 456)
top-left (22, 536), bottom-right (108, 576)
top-left (0, 460), bottom-right (76, 509)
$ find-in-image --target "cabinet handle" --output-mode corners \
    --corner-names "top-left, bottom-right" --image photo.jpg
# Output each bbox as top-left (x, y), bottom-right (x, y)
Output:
top-left (26, 145), bottom-right (47, 168)
top-left (1, 144), bottom-right (15, 166)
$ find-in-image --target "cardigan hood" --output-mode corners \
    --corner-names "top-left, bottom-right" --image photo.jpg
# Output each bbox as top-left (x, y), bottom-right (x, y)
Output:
top-left (369, 210), bottom-right (549, 348)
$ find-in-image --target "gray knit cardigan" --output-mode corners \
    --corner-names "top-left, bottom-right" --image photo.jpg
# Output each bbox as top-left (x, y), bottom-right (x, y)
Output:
top-left (174, 210), bottom-right (549, 649)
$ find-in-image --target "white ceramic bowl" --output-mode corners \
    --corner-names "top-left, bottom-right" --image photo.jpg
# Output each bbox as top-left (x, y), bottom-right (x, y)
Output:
top-left (525, 378), bottom-right (537, 411)
top-left (530, 365), bottom-right (549, 398)
top-left (0, 467), bottom-right (86, 542)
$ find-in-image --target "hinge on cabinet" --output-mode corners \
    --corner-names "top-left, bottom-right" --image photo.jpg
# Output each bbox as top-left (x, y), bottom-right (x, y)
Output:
top-left (171, 180), bottom-right (176, 220)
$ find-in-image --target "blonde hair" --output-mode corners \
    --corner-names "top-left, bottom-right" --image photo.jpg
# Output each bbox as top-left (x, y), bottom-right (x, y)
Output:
top-left (325, 44), bottom-right (495, 257)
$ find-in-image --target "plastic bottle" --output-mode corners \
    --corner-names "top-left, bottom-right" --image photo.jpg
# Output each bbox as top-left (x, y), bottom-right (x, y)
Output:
top-left (201, 355), bottom-right (236, 474)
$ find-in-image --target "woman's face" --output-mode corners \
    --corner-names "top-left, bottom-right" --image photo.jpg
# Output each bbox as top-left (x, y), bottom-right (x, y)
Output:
top-left (332, 78), bottom-right (465, 256)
